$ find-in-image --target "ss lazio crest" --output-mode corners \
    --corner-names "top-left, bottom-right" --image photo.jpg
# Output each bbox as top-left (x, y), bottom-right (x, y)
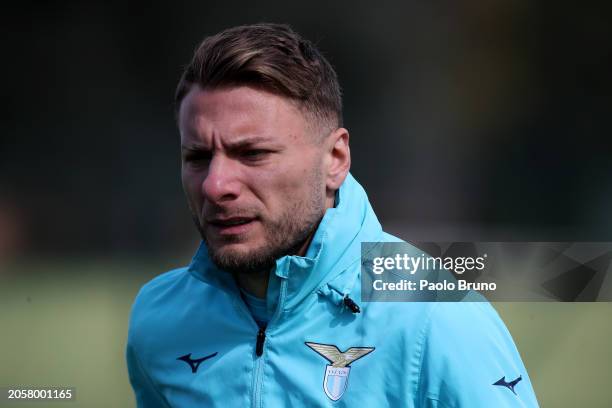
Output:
top-left (305, 342), bottom-right (375, 401)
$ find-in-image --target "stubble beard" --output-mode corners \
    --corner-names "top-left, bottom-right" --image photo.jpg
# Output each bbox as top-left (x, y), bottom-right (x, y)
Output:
top-left (192, 174), bottom-right (326, 276)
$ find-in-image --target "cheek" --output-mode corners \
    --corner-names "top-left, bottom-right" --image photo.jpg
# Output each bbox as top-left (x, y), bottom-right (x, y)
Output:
top-left (251, 160), bottom-right (319, 208)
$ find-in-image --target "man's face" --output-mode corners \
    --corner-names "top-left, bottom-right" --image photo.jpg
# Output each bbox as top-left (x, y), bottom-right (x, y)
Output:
top-left (178, 85), bottom-right (328, 274)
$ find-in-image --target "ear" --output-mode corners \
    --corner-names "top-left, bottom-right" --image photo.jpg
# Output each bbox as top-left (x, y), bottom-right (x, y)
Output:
top-left (324, 127), bottom-right (351, 193)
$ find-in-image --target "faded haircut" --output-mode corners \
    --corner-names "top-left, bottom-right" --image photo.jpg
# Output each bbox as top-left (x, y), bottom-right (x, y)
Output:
top-left (175, 23), bottom-right (343, 135)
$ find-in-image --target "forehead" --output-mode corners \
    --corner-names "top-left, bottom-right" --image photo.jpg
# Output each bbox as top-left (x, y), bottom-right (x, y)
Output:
top-left (178, 85), bottom-right (307, 144)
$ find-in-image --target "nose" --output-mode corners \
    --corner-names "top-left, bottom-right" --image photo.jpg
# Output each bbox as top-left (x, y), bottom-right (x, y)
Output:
top-left (201, 154), bottom-right (241, 203)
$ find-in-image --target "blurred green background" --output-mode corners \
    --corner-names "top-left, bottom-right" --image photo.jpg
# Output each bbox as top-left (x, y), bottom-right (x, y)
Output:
top-left (1, 258), bottom-right (611, 407)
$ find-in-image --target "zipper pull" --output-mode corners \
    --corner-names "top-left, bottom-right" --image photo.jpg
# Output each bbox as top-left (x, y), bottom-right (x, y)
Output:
top-left (343, 295), bottom-right (361, 313)
top-left (256, 327), bottom-right (266, 357)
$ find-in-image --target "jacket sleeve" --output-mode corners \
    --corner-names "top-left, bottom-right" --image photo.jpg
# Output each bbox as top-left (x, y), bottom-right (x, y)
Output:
top-left (416, 302), bottom-right (540, 407)
top-left (126, 298), bottom-right (171, 408)
top-left (126, 341), bottom-right (169, 407)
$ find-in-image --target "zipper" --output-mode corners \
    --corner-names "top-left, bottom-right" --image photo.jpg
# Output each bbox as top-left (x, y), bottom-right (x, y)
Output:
top-left (256, 327), bottom-right (266, 357)
top-left (252, 327), bottom-right (266, 408)
top-left (250, 278), bottom-right (288, 408)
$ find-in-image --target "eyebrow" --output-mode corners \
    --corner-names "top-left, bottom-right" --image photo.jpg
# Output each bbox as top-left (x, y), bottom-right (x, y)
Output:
top-left (181, 144), bottom-right (207, 152)
top-left (226, 136), bottom-right (276, 150)
top-left (181, 136), bottom-right (278, 152)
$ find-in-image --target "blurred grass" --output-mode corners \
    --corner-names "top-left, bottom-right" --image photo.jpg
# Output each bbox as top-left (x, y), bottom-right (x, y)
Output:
top-left (0, 260), bottom-right (611, 407)
top-left (495, 302), bottom-right (612, 407)
top-left (0, 259), bottom-right (168, 408)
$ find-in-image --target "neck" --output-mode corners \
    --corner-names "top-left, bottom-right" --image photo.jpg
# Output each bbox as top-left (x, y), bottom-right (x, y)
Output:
top-left (235, 270), bottom-right (269, 299)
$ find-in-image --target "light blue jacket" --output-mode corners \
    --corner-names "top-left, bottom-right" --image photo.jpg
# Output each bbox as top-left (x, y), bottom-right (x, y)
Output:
top-left (126, 173), bottom-right (539, 407)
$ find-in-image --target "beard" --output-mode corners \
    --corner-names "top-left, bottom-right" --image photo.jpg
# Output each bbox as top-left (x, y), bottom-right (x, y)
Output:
top-left (191, 172), bottom-right (326, 276)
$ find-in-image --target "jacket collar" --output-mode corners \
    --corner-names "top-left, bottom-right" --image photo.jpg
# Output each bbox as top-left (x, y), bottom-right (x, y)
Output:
top-left (187, 173), bottom-right (384, 310)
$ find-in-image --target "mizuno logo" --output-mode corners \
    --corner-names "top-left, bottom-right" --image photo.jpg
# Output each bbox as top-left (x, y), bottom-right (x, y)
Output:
top-left (306, 342), bottom-right (375, 401)
top-left (177, 352), bottom-right (218, 373)
top-left (493, 375), bottom-right (522, 395)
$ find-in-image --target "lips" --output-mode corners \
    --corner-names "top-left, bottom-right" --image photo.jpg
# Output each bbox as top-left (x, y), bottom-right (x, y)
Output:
top-left (209, 216), bottom-right (254, 226)
top-left (207, 216), bottom-right (257, 235)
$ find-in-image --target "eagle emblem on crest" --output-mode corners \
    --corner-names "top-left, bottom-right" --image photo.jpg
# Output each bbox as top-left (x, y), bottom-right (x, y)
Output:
top-left (305, 342), bottom-right (375, 401)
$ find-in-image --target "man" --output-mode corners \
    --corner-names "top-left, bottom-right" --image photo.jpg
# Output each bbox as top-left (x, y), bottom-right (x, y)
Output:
top-left (126, 23), bottom-right (539, 407)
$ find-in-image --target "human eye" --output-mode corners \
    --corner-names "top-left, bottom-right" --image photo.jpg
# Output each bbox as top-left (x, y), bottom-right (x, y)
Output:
top-left (183, 150), bottom-right (212, 166)
top-left (240, 148), bottom-right (271, 162)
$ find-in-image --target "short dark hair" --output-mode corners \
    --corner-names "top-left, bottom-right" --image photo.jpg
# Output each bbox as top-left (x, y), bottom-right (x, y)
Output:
top-left (175, 23), bottom-right (343, 131)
